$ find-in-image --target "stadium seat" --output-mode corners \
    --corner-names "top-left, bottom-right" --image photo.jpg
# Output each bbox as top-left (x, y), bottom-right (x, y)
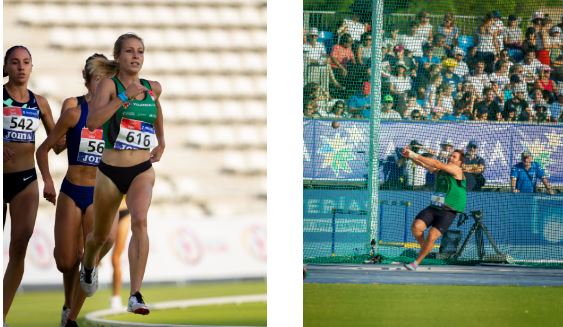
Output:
top-left (247, 150), bottom-right (267, 173)
top-left (197, 100), bottom-right (223, 122)
top-left (457, 35), bottom-right (474, 52)
top-left (222, 151), bottom-right (247, 173)
top-left (217, 6), bottom-right (242, 26)
top-left (221, 100), bottom-right (245, 121)
top-left (238, 126), bottom-right (262, 147)
top-left (151, 178), bottom-right (176, 202)
top-left (243, 100), bottom-right (267, 121)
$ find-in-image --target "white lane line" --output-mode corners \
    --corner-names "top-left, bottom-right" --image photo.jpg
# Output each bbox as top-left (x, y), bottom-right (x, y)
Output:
top-left (85, 294), bottom-right (267, 327)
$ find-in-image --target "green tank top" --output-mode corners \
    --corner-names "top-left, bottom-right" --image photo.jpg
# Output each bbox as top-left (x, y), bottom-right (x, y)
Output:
top-left (431, 171), bottom-right (467, 212)
top-left (103, 77), bottom-right (158, 150)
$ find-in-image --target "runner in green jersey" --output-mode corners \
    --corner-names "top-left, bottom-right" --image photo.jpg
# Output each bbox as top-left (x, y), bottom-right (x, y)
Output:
top-left (79, 33), bottom-right (165, 318)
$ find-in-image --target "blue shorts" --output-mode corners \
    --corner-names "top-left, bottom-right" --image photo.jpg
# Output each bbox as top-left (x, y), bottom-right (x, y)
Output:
top-left (60, 178), bottom-right (94, 214)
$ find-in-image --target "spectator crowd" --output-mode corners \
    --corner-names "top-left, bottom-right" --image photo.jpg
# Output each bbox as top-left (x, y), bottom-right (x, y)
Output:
top-left (303, 10), bottom-right (563, 123)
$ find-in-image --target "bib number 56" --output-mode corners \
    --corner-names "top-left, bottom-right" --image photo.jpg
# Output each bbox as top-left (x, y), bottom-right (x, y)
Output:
top-left (87, 140), bottom-right (104, 154)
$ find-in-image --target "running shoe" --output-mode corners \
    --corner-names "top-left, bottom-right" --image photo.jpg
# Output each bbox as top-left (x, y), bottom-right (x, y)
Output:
top-left (60, 306), bottom-right (70, 327)
top-left (403, 262), bottom-right (419, 271)
top-left (110, 295), bottom-right (123, 309)
top-left (64, 320), bottom-right (79, 327)
top-left (127, 291), bottom-right (150, 315)
top-left (79, 264), bottom-right (98, 297)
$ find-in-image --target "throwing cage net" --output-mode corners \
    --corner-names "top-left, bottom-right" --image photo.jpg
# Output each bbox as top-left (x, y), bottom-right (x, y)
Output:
top-left (303, 0), bottom-right (563, 267)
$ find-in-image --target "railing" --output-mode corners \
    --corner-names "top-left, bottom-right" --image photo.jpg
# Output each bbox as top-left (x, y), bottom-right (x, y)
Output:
top-left (304, 11), bottom-right (487, 36)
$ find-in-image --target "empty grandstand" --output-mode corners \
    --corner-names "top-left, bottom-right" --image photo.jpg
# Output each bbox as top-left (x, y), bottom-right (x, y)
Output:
top-left (3, 0), bottom-right (267, 285)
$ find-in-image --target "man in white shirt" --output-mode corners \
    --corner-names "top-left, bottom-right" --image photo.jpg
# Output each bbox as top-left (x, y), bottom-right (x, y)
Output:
top-left (399, 140), bottom-right (428, 189)
top-left (303, 27), bottom-right (331, 89)
top-left (398, 21), bottom-right (425, 58)
top-left (520, 50), bottom-right (543, 84)
top-left (452, 48), bottom-right (469, 78)
top-left (465, 60), bottom-right (490, 98)
top-left (303, 28), bottom-right (328, 64)
top-left (337, 13), bottom-right (366, 43)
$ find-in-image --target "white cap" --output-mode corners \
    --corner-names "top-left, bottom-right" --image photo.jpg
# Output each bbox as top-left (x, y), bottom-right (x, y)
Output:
top-left (531, 11), bottom-right (544, 21)
top-left (308, 27), bottom-right (319, 35)
top-left (454, 47), bottom-right (465, 56)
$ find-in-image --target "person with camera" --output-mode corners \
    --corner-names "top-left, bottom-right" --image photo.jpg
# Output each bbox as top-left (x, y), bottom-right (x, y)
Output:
top-left (510, 151), bottom-right (554, 194)
top-left (462, 142), bottom-right (486, 191)
top-left (398, 140), bottom-right (428, 190)
top-left (400, 145), bottom-right (466, 271)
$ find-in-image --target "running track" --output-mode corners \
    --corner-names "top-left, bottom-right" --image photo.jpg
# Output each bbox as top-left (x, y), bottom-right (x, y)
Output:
top-left (304, 264), bottom-right (563, 286)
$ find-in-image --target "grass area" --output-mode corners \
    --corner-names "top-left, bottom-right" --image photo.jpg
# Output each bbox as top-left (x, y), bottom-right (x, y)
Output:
top-left (111, 302), bottom-right (266, 326)
top-left (304, 283), bottom-right (563, 327)
top-left (6, 280), bottom-right (266, 327)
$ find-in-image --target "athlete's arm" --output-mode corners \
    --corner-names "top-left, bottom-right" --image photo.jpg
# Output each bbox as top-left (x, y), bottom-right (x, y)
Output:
top-left (401, 147), bottom-right (438, 173)
top-left (149, 80), bottom-right (165, 163)
top-left (36, 107), bottom-right (80, 205)
top-left (87, 78), bottom-right (147, 131)
top-left (403, 147), bottom-right (463, 179)
top-left (86, 78), bottom-right (121, 130)
top-left (53, 96), bottom-right (79, 154)
top-left (36, 94), bottom-right (67, 155)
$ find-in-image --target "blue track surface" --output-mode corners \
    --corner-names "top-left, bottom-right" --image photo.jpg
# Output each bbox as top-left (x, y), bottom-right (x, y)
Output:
top-left (304, 264), bottom-right (563, 286)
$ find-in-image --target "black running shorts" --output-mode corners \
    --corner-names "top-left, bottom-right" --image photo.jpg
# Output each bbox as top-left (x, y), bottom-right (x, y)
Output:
top-left (415, 206), bottom-right (457, 234)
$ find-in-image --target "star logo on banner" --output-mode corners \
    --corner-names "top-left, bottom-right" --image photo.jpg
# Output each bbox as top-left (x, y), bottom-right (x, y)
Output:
top-left (318, 133), bottom-right (355, 177)
top-left (345, 124), bottom-right (369, 149)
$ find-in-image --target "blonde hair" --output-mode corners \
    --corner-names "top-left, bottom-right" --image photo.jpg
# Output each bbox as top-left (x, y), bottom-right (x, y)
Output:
top-left (113, 33), bottom-right (144, 59)
top-left (81, 56), bottom-right (119, 89)
top-left (82, 34), bottom-right (145, 79)
top-left (82, 53), bottom-right (116, 86)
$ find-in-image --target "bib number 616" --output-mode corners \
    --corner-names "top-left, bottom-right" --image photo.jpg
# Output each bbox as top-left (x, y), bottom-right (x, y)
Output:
top-left (126, 131), bottom-right (151, 147)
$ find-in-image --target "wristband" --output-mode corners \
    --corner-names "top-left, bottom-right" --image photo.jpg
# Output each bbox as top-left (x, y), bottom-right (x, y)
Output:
top-left (408, 150), bottom-right (419, 159)
top-left (117, 91), bottom-right (128, 103)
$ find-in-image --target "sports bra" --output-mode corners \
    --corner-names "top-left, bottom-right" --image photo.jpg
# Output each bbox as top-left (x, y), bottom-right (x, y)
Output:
top-left (102, 77), bottom-right (158, 150)
top-left (66, 98), bottom-right (104, 166)
top-left (3, 86), bottom-right (42, 143)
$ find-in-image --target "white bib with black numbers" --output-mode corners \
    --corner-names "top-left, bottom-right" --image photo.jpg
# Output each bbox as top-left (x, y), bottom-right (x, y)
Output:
top-left (77, 128), bottom-right (104, 165)
top-left (3, 106), bottom-right (41, 142)
top-left (431, 192), bottom-right (446, 207)
top-left (114, 117), bottom-right (157, 150)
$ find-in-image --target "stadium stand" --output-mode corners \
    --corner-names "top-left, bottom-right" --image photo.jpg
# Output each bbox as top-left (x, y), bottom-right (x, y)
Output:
top-left (4, 0), bottom-right (267, 219)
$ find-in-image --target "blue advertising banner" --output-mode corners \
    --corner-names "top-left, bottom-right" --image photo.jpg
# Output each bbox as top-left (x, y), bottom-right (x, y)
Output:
top-left (304, 189), bottom-right (563, 260)
top-left (303, 120), bottom-right (563, 185)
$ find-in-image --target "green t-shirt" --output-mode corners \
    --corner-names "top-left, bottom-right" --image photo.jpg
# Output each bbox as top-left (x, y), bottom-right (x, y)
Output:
top-left (103, 77), bottom-right (158, 150)
top-left (431, 171), bottom-right (467, 212)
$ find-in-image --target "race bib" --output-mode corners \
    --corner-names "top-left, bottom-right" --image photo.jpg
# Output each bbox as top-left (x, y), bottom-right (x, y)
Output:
top-left (77, 128), bottom-right (104, 165)
top-left (431, 192), bottom-right (446, 207)
top-left (114, 118), bottom-right (157, 150)
top-left (3, 106), bottom-right (41, 142)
